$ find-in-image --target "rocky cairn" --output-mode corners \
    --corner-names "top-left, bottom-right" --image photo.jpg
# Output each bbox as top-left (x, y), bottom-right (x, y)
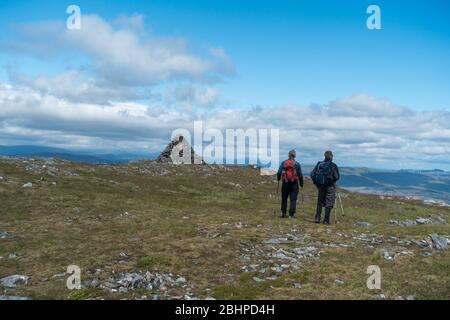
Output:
top-left (157, 135), bottom-right (205, 165)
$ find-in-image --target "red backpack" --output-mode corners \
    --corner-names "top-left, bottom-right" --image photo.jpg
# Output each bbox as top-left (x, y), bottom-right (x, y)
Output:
top-left (281, 159), bottom-right (298, 182)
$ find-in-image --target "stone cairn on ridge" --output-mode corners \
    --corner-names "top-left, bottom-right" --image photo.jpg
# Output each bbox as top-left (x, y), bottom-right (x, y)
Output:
top-left (156, 135), bottom-right (205, 165)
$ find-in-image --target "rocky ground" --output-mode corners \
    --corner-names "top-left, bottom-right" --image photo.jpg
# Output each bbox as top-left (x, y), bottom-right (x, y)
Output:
top-left (0, 157), bottom-right (449, 300)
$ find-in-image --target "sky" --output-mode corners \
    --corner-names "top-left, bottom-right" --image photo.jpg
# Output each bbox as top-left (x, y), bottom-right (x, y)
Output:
top-left (0, 0), bottom-right (449, 169)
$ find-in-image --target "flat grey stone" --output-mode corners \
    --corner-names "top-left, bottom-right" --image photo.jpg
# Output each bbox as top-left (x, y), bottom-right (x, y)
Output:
top-left (0, 295), bottom-right (31, 300)
top-left (416, 217), bottom-right (431, 225)
top-left (0, 231), bottom-right (15, 239)
top-left (429, 234), bottom-right (450, 250)
top-left (355, 221), bottom-right (372, 227)
top-left (0, 275), bottom-right (31, 288)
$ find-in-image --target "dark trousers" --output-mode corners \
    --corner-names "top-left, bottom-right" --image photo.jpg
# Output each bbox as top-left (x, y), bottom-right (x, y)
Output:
top-left (315, 185), bottom-right (336, 223)
top-left (317, 185), bottom-right (336, 208)
top-left (281, 181), bottom-right (299, 216)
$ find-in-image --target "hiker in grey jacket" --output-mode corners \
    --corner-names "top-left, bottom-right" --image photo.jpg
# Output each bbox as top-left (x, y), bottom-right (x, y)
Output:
top-left (277, 150), bottom-right (304, 218)
top-left (310, 151), bottom-right (340, 224)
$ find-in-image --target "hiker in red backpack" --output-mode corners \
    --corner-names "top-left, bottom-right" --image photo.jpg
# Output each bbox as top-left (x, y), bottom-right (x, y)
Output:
top-left (276, 150), bottom-right (304, 218)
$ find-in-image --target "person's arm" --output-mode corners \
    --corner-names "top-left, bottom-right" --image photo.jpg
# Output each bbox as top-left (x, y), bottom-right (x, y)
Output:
top-left (297, 162), bottom-right (304, 188)
top-left (333, 164), bottom-right (340, 183)
top-left (310, 162), bottom-right (319, 184)
top-left (277, 161), bottom-right (284, 181)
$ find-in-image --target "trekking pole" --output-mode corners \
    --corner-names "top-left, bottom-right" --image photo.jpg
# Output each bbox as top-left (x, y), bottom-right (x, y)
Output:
top-left (300, 188), bottom-right (305, 215)
top-left (334, 197), bottom-right (338, 223)
top-left (273, 180), bottom-right (280, 218)
top-left (338, 192), bottom-right (345, 217)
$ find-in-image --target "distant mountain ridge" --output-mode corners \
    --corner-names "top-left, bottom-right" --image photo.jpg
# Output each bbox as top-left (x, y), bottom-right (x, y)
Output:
top-left (301, 165), bottom-right (450, 204)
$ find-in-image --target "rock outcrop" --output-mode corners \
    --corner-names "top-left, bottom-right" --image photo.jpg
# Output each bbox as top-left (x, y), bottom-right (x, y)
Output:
top-left (157, 135), bottom-right (205, 164)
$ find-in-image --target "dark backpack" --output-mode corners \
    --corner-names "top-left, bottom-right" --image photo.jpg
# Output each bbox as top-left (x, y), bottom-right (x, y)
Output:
top-left (281, 159), bottom-right (299, 182)
top-left (312, 161), bottom-right (333, 186)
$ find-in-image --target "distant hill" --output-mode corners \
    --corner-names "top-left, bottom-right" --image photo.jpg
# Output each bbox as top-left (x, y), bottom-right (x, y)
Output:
top-left (302, 165), bottom-right (450, 204)
top-left (0, 145), bottom-right (156, 164)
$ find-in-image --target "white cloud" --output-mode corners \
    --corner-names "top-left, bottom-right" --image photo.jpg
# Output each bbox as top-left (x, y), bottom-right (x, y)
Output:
top-left (0, 83), bottom-right (189, 147)
top-left (9, 70), bottom-right (139, 104)
top-left (4, 14), bottom-right (234, 86)
top-left (325, 93), bottom-right (410, 117)
top-left (165, 85), bottom-right (219, 110)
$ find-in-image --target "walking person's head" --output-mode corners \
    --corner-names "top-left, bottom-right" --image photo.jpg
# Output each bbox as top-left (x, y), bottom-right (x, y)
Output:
top-left (288, 149), bottom-right (296, 160)
top-left (324, 150), bottom-right (333, 161)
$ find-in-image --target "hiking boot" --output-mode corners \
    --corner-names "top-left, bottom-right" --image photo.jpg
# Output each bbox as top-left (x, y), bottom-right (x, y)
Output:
top-left (280, 213), bottom-right (288, 218)
top-left (315, 205), bottom-right (322, 223)
top-left (324, 207), bottom-right (332, 225)
top-left (289, 215), bottom-right (296, 219)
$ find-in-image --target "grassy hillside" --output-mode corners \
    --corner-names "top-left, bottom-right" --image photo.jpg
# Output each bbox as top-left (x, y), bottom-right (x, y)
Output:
top-left (0, 157), bottom-right (449, 300)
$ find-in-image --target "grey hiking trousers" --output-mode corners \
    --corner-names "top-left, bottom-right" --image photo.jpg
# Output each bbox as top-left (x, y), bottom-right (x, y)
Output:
top-left (317, 185), bottom-right (336, 208)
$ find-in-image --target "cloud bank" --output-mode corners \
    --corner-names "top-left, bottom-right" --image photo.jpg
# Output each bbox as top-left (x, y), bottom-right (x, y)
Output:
top-left (0, 82), bottom-right (448, 169)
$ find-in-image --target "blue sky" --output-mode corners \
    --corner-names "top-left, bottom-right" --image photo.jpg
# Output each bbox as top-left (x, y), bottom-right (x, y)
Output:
top-left (1, 0), bottom-right (449, 109)
top-left (0, 0), bottom-right (449, 169)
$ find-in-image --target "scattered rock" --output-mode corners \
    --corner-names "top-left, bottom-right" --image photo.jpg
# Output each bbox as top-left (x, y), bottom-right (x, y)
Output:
top-left (90, 279), bottom-right (100, 288)
top-left (390, 216), bottom-right (446, 227)
top-left (382, 248), bottom-right (393, 260)
top-left (397, 240), bottom-right (411, 246)
top-left (402, 219), bottom-right (416, 226)
top-left (353, 233), bottom-right (384, 244)
top-left (159, 169), bottom-right (170, 176)
top-left (0, 295), bottom-right (31, 300)
top-left (240, 238), bottom-right (320, 281)
top-left (22, 182), bottom-right (33, 188)
top-left (271, 266), bottom-right (283, 273)
top-left (175, 277), bottom-right (186, 284)
top-left (335, 279), bottom-right (345, 285)
top-left (52, 273), bottom-right (66, 278)
top-left (234, 222), bottom-right (246, 229)
top-left (0, 275), bottom-right (31, 288)
top-left (416, 217), bottom-right (432, 225)
top-left (292, 282), bottom-right (302, 289)
top-left (100, 270), bottom-right (189, 297)
top-left (411, 240), bottom-right (431, 249)
top-left (423, 199), bottom-right (450, 207)
top-left (0, 231), bottom-right (15, 239)
top-left (119, 252), bottom-right (130, 259)
top-left (118, 287), bottom-right (128, 293)
top-left (262, 235), bottom-right (301, 245)
top-left (381, 247), bottom-right (412, 260)
top-left (355, 221), bottom-right (372, 227)
top-left (262, 238), bottom-right (284, 245)
top-left (428, 234), bottom-right (450, 250)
